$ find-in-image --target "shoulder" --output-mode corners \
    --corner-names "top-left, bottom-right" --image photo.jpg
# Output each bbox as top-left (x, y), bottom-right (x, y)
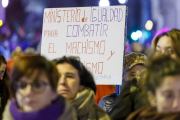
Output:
top-left (93, 104), bottom-right (112, 120)
top-left (99, 92), bottom-right (117, 104)
top-left (57, 96), bottom-right (77, 120)
top-left (98, 92), bottom-right (117, 112)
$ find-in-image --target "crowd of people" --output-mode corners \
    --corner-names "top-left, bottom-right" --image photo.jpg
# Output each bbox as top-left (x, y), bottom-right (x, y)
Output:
top-left (0, 28), bottom-right (180, 120)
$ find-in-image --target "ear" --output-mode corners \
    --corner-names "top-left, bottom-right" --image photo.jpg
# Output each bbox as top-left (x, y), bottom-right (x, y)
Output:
top-left (147, 91), bottom-right (157, 107)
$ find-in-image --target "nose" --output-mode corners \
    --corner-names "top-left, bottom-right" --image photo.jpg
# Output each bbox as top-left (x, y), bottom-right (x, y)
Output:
top-left (24, 84), bottom-right (33, 95)
top-left (59, 76), bottom-right (66, 85)
top-left (161, 50), bottom-right (166, 55)
top-left (172, 98), bottom-right (180, 110)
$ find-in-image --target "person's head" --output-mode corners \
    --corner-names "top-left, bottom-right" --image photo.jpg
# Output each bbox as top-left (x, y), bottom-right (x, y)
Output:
top-left (150, 29), bottom-right (180, 60)
top-left (0, 54), bottom-right (7, 80)
top-left (10, 55), bottom-right (59, 112)
top-left (143, 55), bottom-right (180, 113)
top-left (123, 52), bottom-right (147, 83)
top-left (11, 46), bottom-right (24, 59)
top-left (132, 42), bottom-right (143, 53)
top-left (53, 56), bottom-right (96, 100)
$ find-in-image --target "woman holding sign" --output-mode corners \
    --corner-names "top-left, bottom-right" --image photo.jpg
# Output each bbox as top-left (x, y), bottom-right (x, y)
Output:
top-left (3, 56), bottom-right (76, 120)
top-left (54, 56), bottom-right (111, 120)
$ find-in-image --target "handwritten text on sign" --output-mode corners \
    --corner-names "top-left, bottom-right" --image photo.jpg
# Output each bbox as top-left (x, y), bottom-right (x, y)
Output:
top-left (41, 6), bottom-right (127, 85)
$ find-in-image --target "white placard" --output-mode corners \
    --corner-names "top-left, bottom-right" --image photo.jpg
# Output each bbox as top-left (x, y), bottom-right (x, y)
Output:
top-left (41, 6), bottom-right (127, 85)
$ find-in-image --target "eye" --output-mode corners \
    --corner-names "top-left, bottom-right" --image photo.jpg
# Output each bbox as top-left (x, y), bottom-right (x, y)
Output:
top-left (66, 75), bottom-right (74, 78)
top-left (164, 93), bottom-right (173, 99)
top-left (130, 73), bottom-right (136, 77)
top-left (167, 50), bottom-right (174, 54)
top-left (18, 82), bottom-right (27, 89)
top-left (33, 81), bottom-right (43, 89)
top-left (66, 74), bottom-right (74, 78)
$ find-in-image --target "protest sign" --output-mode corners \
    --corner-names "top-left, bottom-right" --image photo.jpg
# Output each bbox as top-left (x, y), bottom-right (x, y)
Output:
top-left (41, 6), bottom-right (127, 85)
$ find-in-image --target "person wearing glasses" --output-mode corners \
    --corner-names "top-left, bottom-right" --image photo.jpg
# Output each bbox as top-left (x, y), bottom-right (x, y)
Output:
top-left (0, 54), bottom-right (9, 120)
top-left (3, 56), bottom-right (76, 120)
top-left (54, 56), bottom-right (111, 120)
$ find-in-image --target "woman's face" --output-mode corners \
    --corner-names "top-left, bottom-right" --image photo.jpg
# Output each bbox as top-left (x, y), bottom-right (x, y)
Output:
top-left (56, 62), bottom-right (81, 100)
top-left (156, 36), bottom-right (177, 59)
top-left (149, 75), bottom-right (180, 113)
top-left (16, 70), bottom-right (57, 112)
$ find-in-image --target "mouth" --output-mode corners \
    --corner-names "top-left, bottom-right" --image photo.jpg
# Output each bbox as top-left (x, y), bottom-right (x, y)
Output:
top-left (57, 89), bottom-right (69, 94)
top-left (26, 101), bottom-right (35, 106)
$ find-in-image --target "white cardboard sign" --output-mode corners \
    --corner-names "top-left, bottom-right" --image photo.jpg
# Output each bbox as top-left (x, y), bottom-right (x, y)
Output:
top-left (41, 6), bottom-right (127, 85)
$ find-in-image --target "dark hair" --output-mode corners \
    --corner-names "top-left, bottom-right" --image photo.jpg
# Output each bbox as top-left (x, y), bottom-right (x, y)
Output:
top-left (0, 54), bottom-right (9, 82)
top-left (0, 54), bottom-right (8, 80)
top-left (142, 55), bottom-right (180, 95)
top-left (10, 55), bottom-right (59, 98)
top-left (0, 54), bottom-right (10, 112)
top-left (53, 56), bottom-right (96, 94)
top-left (0, 54), bottom-right (7, 64)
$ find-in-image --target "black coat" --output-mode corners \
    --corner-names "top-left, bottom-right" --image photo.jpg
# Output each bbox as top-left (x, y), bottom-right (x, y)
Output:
top-left (109, 78), bottom-right (148, 120)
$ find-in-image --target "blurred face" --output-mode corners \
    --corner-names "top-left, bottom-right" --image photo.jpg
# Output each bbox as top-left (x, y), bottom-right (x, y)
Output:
top-left (156, 36), bottom-right (177, 59)
top-left (0, 63), bottom-right (6, 80)
top-left (56, 62), bottom-right (81, 100)
top-left (16, 70), bottom-right (57, 112)
top-left (124, 64), bottom-right (145, 82)
top-left (149, 75), bottom-right (180, 113)
top-left (133, 42), bottom-right (143, 53)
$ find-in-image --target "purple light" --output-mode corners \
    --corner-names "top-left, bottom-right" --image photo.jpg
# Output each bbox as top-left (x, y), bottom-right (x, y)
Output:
top-left (126, 46), bottom-right (130, 50)
top-left (154, 27), bottom-right (170, 37)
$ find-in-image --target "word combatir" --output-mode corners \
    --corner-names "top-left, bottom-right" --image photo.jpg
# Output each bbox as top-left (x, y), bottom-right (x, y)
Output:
top-left (66, 23), bottom-right (108, 37)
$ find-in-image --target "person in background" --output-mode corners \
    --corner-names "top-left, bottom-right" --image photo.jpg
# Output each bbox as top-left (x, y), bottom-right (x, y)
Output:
top-left (122, 52), bottom-right (146, 85)
top-left (127, 55), bottom-right (180, 120)
top-left (3, 56), bottom-right (76, 120)
top-left (0, 54), bottom-right (9, 120)
top-left (98, 52), bottom-right (147, 113)
top-left (24, 47), bottom-right (36, 55)
top-left (11, 46), bottom-right (23, 59)
top-left (54, 56), bottom-right (111, 120)
top-left (109, 28), bottom-right (180, 120)
top-left (150, 28), bottom-right (180, 60)
top-left (132, 42), bottom-right (144, 53)
top-left (95, 40), bottom-right (130, 105)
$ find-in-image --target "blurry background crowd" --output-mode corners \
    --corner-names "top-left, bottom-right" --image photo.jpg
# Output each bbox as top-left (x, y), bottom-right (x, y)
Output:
top-left (0, 0), bottom-right (179, 60)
